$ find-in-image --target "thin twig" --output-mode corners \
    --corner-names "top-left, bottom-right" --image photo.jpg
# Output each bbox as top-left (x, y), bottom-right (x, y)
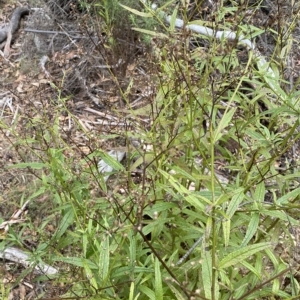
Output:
top-left (24, 28), bottom-right (86, 39)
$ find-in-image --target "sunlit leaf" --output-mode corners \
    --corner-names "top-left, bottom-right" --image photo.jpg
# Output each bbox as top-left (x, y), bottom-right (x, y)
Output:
top-left (222, 219), bottom-right (231, 247)
top-left (158, 169), bottom-right (208, 210)
top-left (213, 108), bottom-right (236, 142)
top-left (226, 191), bottom-right (244, 218)
top-left (155, 258), bottom-right (163, 300)
top-left (202, 249), bottom-right (212, 298)
top-left (52, 257), bottom-right (97, 269)
top-left (132, 27), bottom-right (168, 38)
top-left (83, 260), bottom-right (98, 289)
top-left (241, 213), bottom-right (259, 247)
top-left (240, 260), bottom-right (262, 280)
top-left (219, 243), bottom-right (272, 269)
top-left (139, 286), bottom-right (156, 300)
top-left (54, 208), bottom-right (74, 239)
top-left (276, 188), bottom-right (300, 204)
top-left (99, 235), bottom-right (110, 281)
top-left (119, 4), bottom-right (153, 17)
top-left (8, 162), bottom-right (46, 169)
top-left (254, 182), bottom-right (265, 203)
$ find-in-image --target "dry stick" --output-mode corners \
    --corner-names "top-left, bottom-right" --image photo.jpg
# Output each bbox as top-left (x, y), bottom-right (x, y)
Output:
top-left (0, 247), bottom-right (58, 275)
top-left (0, 7), bottom-right (30, 57)
top-left (176, 235), bottom-right (203, 265)
top-left (39, 55), bottom-right (51, 78)
top-left (3, 29), bottom-right (13, 57)
top-left (0, 200), bottom-right (58, 275)
top-left (24, 28), bottom-right (86, 39)
top-left (236, 268), bottom-right (290, 300)
top-left (0, 49), bottom-right (14, 67)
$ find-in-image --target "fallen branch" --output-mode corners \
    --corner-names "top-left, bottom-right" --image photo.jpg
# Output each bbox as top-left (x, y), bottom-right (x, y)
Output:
top-left (0, 7), bottom-right (30, 57)
top-left (0, 247), bottom-right (58, 275)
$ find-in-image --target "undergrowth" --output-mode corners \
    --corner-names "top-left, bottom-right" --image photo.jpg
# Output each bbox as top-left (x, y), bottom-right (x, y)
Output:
top-left (1, 0), bottom-right (300, 299)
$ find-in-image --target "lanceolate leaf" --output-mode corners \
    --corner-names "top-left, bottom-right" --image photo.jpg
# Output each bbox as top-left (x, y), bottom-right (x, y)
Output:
top-left (169, 6), bottom-right (178, 31)
top-left (119, 4), bottom-right (153, 17)
top-left (254, 182), bottom-right (265, 203)
top-left (202, 249), bottom-right (212, 299)
top-left (219, 242), bottom-right (272, 269)
top-left (213, 108), bottom-right (236, 142)
top-left (83, 260), bottom-right (98, 289)
top-left (139, 286), bottom-right (155, 300)
top-left (99, 235), bottom-right (110, 281)
top-left (158, 169), bottom-right (208, 210)
top-left (155, 258), bottom-right (163, 300)
top-left (222, 219), bottom-right (231, 248)
top-left (165, 282), bottom-right (186, 300)
top-left (8, 162), bottom-right (46, 169)
top-left (240, 260), bottom-right (262, 280)
top-left (53, 257), bottom-right (97, 269)
top-left (226, 191), bottom-right (244, 218)
top-left (55, 208), bottom-right (74, 239)
top-left (240, 213), bottom-right (260, 247)
top-left (132, 27), bottom-right (168, 38)
top-left (276, 187), bottom-right (300, 204)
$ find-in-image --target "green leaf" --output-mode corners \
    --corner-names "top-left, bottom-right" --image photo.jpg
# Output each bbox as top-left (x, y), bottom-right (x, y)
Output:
top-left (253, 252), bottom-right (263, 285)
top-left (99, 151), bottom-right (125, 171)
top-left (129, 232), bottom-right (136, 265)
top-left (155, 258), bottom-right (163, 300)
top-left (112, 266), bottom-right (153, 278)
top-left (261, 210), bottom-right (298, 225)
top-left (222, 219), bottom-right (231, 248)
top-left (188, 20), bottom-right (206, 26)
top-left (241, 213), bottom-right (259, 247)
top-left (158, 169), bottom-right (207, 210)
top-left (219, 242), bottom-right (272, 269)
top-left (272, 277), bottom-right (280, 295)
top-left (213, 108), bottom-right (236, 142)
top-left (27, 186), bottom-right (46, 201)
top-left (82, 260), bottom-right (98, 289)
top-left (53, 257), bottom-right (98, 269)
top-left (215, 187), bottom-right (244, 206)
top-left (264, 248), bottom-right (279, 267)
top-left (99, 235), bottom-right (110, 281)
top-left (240, 260), bottom-right (262, 280)
top-left (165, 282), bottom-right (186, 300)
top-left (169, 6), bottom-right (178, 31)
top-left (130, 153), bottom-right (154, 171)
top-left (226, 191), bottom-right (244, 218)
top-left (82, 232), bottom-right (88, 257)
top-left (170, 165), bottom-right (199, 182)
top-left (129, 281), bottom-right (135, 300)
top-left (8, 162), bottom-right (46, 169)
top-left (254, 182), bottom-right (265, 203)
top-left (119, 4), bottom-right (153, 17)
top-left (132, 27), bottom-right (168, 38)
top-left (276, 187), bottom-right (300, 204)
top-left (202, 249), bottom-right (212, 299)
top-left (55, 208), bottom-right (74, 239)
top-left (139, 286), bottom-right (155, 300)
